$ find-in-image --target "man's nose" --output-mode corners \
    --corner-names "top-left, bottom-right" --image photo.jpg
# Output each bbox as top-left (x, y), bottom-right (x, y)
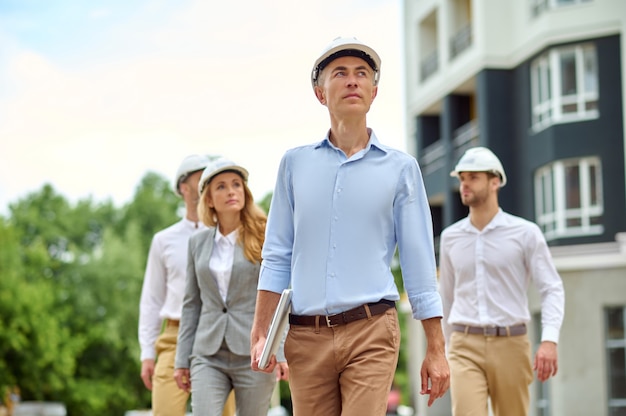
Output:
top-left (346, 73), bottom-right (358, 86)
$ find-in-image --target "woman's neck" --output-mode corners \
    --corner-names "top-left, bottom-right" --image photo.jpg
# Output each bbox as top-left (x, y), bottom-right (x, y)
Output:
top-left (217, 212), bottom-right (241, 235)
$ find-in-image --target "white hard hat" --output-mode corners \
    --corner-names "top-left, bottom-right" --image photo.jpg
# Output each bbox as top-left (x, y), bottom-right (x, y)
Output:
top-left (311, 36), bottom-right (381, 88)
top-left (198, 156), bottom-right (249, 196)
top-left (174, 154), bottom-right (216, 196)
top-left (450, 147), bottom-right (507, 187)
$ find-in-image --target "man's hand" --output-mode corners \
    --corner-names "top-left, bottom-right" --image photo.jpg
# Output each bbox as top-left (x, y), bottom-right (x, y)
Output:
top-left (420, 317), bottom-right (450, 407)
top-left (250, 336), bottom-right (277, 373)
top-left (174, 368), bottom-right (192, 393)
top-left (250, 290), bottom-right (281, 373)
top-left (534, 341), bottom-right (558, 382)
top-left (275, 362), bottom-right (289, 381)
top-left (140, 359), bottom-right (155, 390)
top-left (420, 348), bottom-right (450, 406)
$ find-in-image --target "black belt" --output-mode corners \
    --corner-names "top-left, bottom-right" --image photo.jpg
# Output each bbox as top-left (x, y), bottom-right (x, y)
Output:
top-left (289, 299), bottom-right (396, 327)
top-left (453, 323), bottom-right (527, 337)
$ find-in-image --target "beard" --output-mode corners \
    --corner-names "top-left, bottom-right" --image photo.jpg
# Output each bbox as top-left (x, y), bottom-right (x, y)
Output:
top-left (460, 188), bottom-right (489, 207)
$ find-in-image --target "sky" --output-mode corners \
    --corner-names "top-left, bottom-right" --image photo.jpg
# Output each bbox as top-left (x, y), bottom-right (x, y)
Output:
top-left (0, 0), bottom-right (407, 215)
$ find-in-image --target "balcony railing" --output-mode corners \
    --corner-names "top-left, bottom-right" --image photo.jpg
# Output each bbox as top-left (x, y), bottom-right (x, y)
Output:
top-left (450, 23), bottom-right (472, 59)
top-left (453, 119), bottom-right (480, 161)
top-left (420, 50), bottom-right (439, 82)
top-left (417, 120), bottom-right (479, 175)
top-left (419, 140), bottom-right (446, 175)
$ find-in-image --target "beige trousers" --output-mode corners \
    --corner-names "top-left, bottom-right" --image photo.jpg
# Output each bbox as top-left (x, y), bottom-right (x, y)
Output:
top-left (153, 323), bottom-right (235, 416)
top-left (285, 308), bottom-right (400, 416)
top-left (448, 331), bottom-right (533, 416)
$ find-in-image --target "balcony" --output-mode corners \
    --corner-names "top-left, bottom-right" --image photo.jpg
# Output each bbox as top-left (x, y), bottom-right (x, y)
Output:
top-left (420, 50), bottom-right (439, 82)
top-left (452, 119), bottom-right (479, 161)
top-left (419, 140), bottom-right (446, 175)
top-left (418, 120), bottom-right (479, 175)
top-left (450, 23), bottom-right (472, 60)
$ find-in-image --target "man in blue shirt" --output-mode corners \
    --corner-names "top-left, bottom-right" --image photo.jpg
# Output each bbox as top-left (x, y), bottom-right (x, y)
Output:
top-left (250, 36), bottom-right (449, 415)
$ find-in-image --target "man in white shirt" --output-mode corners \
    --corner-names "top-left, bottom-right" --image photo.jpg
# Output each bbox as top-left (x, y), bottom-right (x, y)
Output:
top-left (138, 154), bottom-right (235, 416)
top-left (439, 147), bottom-right (565, 416)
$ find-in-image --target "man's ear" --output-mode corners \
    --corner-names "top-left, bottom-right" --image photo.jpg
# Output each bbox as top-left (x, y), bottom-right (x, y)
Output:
top-left (314, 85), bottom-right (327, 105)
top-left (490, 176), bottom-right (501, 191)
top-left (371, 85), bottom-right (378, 101)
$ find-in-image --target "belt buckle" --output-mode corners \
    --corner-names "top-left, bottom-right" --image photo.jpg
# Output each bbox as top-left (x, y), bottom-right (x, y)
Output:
top-left (325, 315), bottom-right (339, 328)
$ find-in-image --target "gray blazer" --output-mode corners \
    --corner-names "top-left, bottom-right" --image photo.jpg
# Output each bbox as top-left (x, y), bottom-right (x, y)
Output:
top-left (175, 227), bottom-right (270, 369)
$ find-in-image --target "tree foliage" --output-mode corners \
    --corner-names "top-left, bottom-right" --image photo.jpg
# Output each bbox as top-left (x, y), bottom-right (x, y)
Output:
top-left (0, 173), bottom-right (180, 415)
top-left (0, 218), bottom-right (78, 400)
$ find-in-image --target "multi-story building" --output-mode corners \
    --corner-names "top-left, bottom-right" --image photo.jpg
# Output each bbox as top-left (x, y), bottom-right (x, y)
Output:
top-left (401, 0), bottom-right (626, 415)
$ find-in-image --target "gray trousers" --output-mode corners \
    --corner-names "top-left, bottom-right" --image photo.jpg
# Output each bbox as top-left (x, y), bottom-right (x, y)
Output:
top-left (190, 341), bottom-right (276, 416)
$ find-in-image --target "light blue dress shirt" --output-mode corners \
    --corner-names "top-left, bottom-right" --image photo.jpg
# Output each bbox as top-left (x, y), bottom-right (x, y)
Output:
top-left (258, 130), bottom-right (443, 321)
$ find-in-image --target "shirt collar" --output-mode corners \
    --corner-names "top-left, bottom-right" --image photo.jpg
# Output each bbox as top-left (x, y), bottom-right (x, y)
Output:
top-left (459, 208), bottom-right (505, 232)
top-left (182, 217), bottom-right (205, 230)
top-left (214, 227), bottom-right (238, 246)
top-left (487, 208), bottom-right (506, 229)
top-left (316, 128), bottom-right (388, 154)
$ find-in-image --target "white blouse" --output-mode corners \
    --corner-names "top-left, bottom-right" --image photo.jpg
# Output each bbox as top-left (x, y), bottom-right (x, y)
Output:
top-left (209, 227), bottom-right (238, 302)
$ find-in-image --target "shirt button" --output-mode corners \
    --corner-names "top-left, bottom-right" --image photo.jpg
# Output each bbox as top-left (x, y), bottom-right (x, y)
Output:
top-left (222, 308), bottom-right (227, 313)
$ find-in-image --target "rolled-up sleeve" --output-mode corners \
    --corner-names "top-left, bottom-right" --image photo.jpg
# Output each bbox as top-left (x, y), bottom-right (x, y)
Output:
top-left (394, 159), bottom-right (443, 320)
top-left (259, 153), bottom-right (294, 293)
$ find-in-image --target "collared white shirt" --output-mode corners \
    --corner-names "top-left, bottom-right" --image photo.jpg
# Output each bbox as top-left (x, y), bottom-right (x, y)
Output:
top-left (210, 227), bottom-right (238, 302)
top-left (138, 218), bottom-right (205, 361)
top-left (439, 209), bottom-right (565, 344)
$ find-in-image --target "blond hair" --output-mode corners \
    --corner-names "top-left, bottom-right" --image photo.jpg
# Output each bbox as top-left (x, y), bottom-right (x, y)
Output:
top-left (198, 178), bottom-right (267, 263)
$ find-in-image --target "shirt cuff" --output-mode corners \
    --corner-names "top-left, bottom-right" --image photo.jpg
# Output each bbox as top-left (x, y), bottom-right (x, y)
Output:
top-left (409, 292), bottom-right (443, 321)
top-left (258, 264), bottom-right (290, 293)
top-left (541, 326), bottom-right (560, 344)
top-left (140, 348), bottom-right (156, 361)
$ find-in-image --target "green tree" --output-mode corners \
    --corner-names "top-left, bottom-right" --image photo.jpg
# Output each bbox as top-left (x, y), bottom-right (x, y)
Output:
top-left (116, 172), bottom-right (180, 255)
top-left (63, 223), bottom-right (149, 414)
top-left (0, 173), bottom-right (180, 415)
top-left (0, 218), bottom-right (80, 402)
top-left (258, 191), bottom-right (272, 214)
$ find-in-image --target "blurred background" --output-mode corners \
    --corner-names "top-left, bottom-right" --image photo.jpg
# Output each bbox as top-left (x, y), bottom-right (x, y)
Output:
top-left (1, 0), bottom-right (626, 415)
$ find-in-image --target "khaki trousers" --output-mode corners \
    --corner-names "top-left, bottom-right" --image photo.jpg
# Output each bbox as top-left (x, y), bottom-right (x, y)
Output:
top-left (285, 308), bottom-right (400, 416)
top-left (448, 331), bottom-right (533, 416)
top-left (153, 323), bottom-right (235, 416)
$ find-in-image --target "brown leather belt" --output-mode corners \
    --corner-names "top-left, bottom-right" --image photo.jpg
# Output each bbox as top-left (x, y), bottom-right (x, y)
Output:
top-left (453, 323), bottom-right (527, 337)
top-left (289, 299), bottom-right (396, 327)
top-left (166, 319), bottom-right (180, 327)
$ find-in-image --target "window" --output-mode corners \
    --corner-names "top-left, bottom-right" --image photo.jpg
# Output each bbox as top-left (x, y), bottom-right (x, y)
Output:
top-left (531, 0), bottom-right (593, 17)
top-left (534, 157), bottom-right (603, 240)
top-left (531, 0), bottom-right (549, 17)
top-left (419, 10), bottom-right (439, 82)
top-left (605, 307), bottom-right (626, 415)
top-left (533, 313), bottom-right (551, 415)
top-left (449, 0), bottom-right (472, 59)
top-left (530, 44), bottom-right (598, 131)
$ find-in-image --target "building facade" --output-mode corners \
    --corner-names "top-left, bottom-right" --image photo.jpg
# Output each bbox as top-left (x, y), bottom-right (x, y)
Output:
top-left (402, 0), bottom-right (626, 415)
